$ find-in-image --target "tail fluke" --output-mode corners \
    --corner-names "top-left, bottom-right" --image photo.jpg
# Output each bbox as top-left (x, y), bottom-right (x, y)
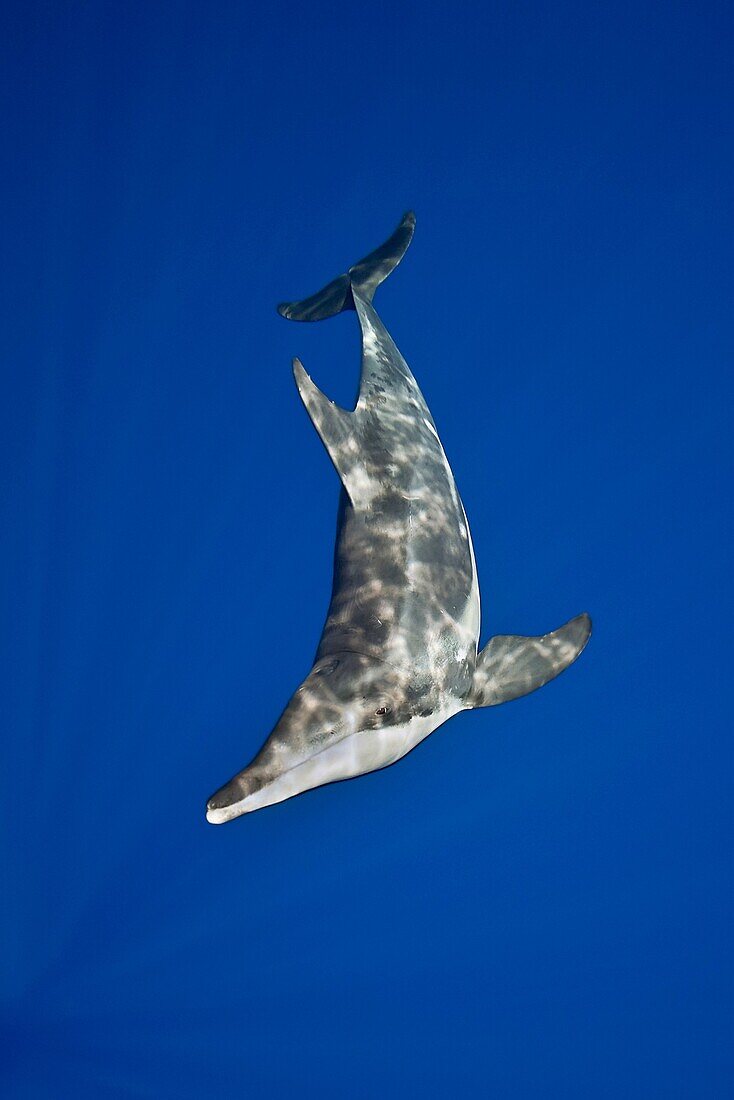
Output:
top-left (469, 613), bottom-right (592, 709)
top-left (278, 211), bottom-right (416, 322)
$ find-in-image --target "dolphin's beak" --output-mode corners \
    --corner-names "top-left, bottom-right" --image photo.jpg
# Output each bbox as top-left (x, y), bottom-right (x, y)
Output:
top-left (206, 757), bottom-right (312, 821)
top-left (206, 797), bottom-right (239, 825)
top-left (206, 774), bottom-right (258, 824)
top-left (207, 760), bottom-right (289, 822)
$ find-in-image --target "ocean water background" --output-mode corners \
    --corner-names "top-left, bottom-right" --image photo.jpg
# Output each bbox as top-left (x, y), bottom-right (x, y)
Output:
top-left (2, 2), bottom-right (732, 1096)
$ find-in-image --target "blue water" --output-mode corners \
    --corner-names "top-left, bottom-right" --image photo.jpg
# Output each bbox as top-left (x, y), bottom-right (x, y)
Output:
top-left (2, 2), bottom-right (732, 1096)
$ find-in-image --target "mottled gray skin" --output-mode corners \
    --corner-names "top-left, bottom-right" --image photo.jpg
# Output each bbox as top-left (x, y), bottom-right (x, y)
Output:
top-left (207, 213), bottom-right (590, 823)
top-left (311, 291), bottom-right (477, 699)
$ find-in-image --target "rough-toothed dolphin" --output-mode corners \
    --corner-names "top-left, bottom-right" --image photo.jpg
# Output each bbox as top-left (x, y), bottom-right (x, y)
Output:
top-left (206, 212), bottom-right (591, 823)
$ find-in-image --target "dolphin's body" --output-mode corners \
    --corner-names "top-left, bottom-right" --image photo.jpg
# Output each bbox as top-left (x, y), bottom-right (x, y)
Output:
top-left (206, 213), bottom-right (590, 823)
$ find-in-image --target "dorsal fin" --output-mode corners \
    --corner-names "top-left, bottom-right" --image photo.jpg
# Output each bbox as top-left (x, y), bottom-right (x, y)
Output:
top-left (292, 358), bottom-right (359, 499)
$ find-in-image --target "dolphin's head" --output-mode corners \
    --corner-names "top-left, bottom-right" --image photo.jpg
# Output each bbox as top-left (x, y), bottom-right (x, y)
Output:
top-left (206, 653), bottom-right (423, 823)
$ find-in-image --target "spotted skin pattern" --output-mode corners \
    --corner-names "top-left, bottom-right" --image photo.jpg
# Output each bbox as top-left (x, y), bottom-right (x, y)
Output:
top-left (206, 213), bottom-right (590, 823)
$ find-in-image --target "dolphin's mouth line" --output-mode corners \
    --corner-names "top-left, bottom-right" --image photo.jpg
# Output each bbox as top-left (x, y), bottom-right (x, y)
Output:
top-left (207, 701), bottom-right (464, 823)
top-left (209, 720), bottom-right (408, 821)
top-left (206, 728), bottom-right (380, 824)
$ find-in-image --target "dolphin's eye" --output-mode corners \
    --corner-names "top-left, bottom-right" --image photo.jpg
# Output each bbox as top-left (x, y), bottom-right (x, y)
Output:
top-left (375, 706), bottom-right (390, 716)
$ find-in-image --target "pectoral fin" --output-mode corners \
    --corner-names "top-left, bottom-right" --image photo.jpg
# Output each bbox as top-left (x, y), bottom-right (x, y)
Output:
top-left (470, 613), bottom-right (591, 708)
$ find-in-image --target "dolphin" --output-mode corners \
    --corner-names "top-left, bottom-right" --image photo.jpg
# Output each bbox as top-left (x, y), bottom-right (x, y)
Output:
top-left (206, 212), bottom-right (591, 823)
